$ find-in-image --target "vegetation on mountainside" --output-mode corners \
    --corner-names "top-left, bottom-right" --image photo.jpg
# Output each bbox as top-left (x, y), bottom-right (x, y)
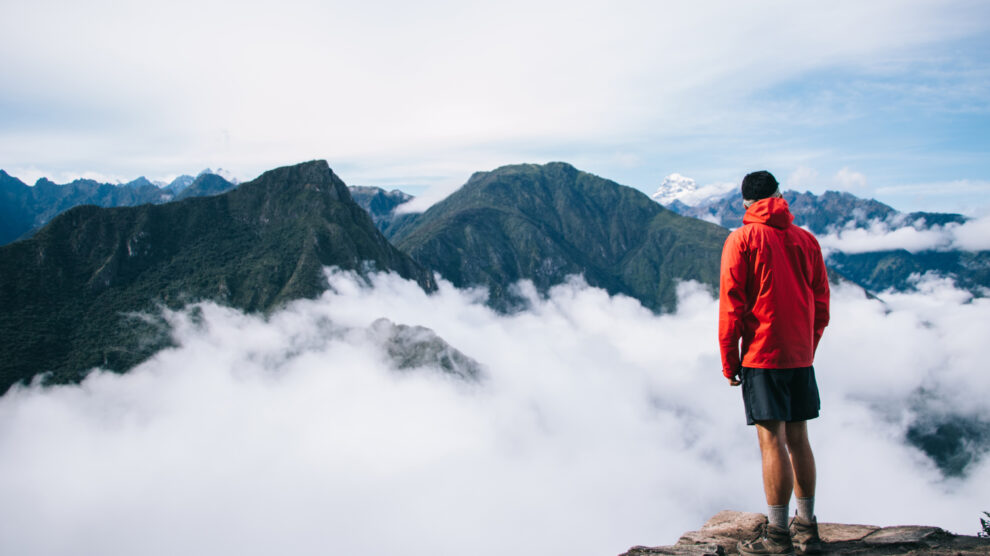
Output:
top-left (390, 162), bottom-right (728, 312)
top-left (0, 161), bottom-right (433, 394)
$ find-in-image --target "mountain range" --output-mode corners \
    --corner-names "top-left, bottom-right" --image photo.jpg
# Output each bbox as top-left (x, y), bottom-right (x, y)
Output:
top-left (0, 161), bottom-right (433, 393)
top-left (0, 169), bottom-right (239, 246)
top-left (2, 158), bottom-right (988, 478)
top-left (667, 188), bottom-right (967, 234)
top-left (646, 183), bottom-right (988, 296)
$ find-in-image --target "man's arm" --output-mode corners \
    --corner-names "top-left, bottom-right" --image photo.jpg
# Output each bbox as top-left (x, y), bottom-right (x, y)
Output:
top-left (718, 233), bottom-right (747, 382)
top-left (810, 240), bottom-right (830, 353)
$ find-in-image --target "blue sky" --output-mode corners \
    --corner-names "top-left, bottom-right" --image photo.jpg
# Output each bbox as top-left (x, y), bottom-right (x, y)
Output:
top-left (2, 0), bottom-right (989, 213)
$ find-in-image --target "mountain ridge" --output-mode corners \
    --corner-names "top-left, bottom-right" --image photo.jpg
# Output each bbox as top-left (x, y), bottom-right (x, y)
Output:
top-left (0, 160), bottom-right (434, 393)
top-left (390, 162), bottom-right (728, 312)
top-left (0, 169), bottom-right (239, 246)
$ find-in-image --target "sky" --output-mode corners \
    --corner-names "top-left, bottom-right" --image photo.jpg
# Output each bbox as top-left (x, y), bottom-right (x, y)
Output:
top-left (1, 269), bottom-right (988, 556)
top-left (2, 0), bottom-right (990, 214)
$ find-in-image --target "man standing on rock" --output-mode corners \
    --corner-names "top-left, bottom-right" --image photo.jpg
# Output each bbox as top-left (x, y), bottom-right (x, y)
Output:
top-left (718, 171), bottom-right (830, 556)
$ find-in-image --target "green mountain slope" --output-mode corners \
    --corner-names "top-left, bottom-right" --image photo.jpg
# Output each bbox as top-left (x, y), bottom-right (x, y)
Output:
top-left (0, 160), bottom-right (434, 393)
top-left (390, 162), bottom-right (728, 311)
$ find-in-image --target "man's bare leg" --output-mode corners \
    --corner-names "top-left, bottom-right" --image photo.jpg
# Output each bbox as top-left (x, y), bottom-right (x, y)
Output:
top-left (755, 420), bottom-right (792, 529)
top-left (785, 420), bottom-right (816, 520)
top-left (756, 420), bottom-right (793, 505)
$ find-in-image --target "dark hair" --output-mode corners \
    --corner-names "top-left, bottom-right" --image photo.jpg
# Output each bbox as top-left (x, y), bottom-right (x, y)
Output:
top-left (741, 171), bottom-right (779, 201)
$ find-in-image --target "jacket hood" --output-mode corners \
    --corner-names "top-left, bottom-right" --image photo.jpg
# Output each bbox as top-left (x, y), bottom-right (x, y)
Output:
top-left (743, 197), bottom-right (794, 229)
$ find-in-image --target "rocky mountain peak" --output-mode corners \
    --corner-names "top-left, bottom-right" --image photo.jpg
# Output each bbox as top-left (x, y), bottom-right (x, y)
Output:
top-left (242, 159), bottom-right (348, 202)
top-left (124, 176), bottom-right (156, 189)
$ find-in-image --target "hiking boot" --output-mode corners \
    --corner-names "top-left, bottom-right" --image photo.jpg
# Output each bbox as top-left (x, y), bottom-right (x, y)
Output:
top-left (789, 515), bottom-right (822, 555)
top-left (738, 523), bottom-right (795, 556)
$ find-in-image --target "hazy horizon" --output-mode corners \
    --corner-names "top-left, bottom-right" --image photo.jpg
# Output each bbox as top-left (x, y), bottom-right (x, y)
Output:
top-left (2, 1), bottom-right (989, 214)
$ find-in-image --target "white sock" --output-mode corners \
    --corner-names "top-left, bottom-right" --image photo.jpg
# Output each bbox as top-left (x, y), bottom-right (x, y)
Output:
top-left (768, 504), bottom-right (789, 529)
top-left (796, 496), bottom-right (815, 521)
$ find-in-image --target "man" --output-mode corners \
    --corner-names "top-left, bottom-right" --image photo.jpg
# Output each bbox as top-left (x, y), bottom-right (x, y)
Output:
top-left (718, 171), bottom-right (830, 556)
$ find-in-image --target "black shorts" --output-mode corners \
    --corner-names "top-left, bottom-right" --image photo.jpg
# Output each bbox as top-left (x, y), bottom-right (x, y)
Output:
top-left (741, 366), bottom-right (820, 425)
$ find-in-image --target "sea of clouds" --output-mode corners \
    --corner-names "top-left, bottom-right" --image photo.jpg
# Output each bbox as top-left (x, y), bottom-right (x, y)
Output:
top-left (1, 269), bottom-right (988, 556)
top-left (818, 213), bottom-right (990, 254)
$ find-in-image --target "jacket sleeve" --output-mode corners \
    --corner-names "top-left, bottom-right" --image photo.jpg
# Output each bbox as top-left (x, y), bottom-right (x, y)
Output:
top-left (810, 239), bottom-right (830, 353)
top-left (718, 233), bottom-right (747, 378)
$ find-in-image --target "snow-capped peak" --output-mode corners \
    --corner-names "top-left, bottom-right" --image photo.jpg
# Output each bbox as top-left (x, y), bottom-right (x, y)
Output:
top-left (651, 173), bottom-right (736, 207)
top-left (651, 173), bottom-right (697, 205)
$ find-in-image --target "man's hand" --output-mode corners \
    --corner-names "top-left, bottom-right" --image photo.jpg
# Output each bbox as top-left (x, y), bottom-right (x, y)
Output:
top-left (727, 376), bottom-right (741, 387)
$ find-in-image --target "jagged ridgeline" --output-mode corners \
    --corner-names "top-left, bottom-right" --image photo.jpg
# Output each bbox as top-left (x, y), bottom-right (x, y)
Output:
top-left (0, 170), bottom-right (239, 246)
top-left (0, 160), bottom-right (435, 394)
top-left (389, 162), bottom-right (729, 311)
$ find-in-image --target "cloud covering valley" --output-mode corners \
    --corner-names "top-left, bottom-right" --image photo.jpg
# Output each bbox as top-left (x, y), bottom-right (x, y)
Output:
top-left (0, 270), bottom-right (988, 556)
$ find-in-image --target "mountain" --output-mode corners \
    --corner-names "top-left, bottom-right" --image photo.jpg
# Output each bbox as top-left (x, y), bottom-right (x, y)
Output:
top-left (0, 171), bottom-right (168, 245)
top-left (197, 167), bottom-right (241, 185)
top-left (829, 249), bottom-right (990, 296)
top-left (389, 162), bottom-right (729, 312)
top-left (650, 173), bottom-right (736, 208)
top-left (0, 170), bottom-right (238, 246)
top-left (174, 172), bottom-right (238, 200)
top-left (666, 189), bottom-right (986, 296)
top-left (674, 189), bottom-right (966, 235)
top-left (0, 160), bottom-right (434, 394)
top-left (123, 176), bottom-right (158, 189)
top-left (0, 171), bottom-right (36, 246)
top-left (163, 174), bottom-right (196, 194)
top-left (368, 318), bottom-right (481, 380)
top-left (348, 185), bottom-right (418, 235)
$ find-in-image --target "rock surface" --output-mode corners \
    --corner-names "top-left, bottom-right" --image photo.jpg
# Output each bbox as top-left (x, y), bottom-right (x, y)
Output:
top-left (621, 510), bottom-right (990, 555)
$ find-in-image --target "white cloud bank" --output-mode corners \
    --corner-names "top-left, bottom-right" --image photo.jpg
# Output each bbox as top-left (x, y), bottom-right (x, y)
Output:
top-left (818, 214), bottom-right (990, 254)
top-left (0, 270), bottom-right (988, 556)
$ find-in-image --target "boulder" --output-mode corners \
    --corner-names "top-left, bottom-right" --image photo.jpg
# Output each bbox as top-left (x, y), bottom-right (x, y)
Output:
top-left (621, 510), bottom-right (990, 555)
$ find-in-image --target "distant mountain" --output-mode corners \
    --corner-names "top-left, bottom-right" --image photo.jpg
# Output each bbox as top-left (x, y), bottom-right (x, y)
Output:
top-left (664, 189), bottom-right (985, 296)
top-left (829, 249), bottom-right (990, 296)
top-left (0, 160), bottom-right (434, 394)
top-left (163, 175), bottom-right (196, 194)
top-left (174, 173), bottom-right (238, 200)
top-left (348, 185), bottom-right (418, 236)
top-left (197, 167), bottom-right (241, 185)
top-left (0, 169), bottom-right (238, 246)
top-left (390, 162), bottom-right (729, 312)
top-left (123, 176), bottom-right (158, 189)
top-left (650, 173), bottom-right (735, 208)
top-left (673, 189), bottom-right (966, 235)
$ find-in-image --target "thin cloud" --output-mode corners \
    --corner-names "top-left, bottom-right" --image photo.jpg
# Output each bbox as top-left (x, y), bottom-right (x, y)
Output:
top-left (1, 1), bottom-right (987, 200)
top-left (835, 167), bottom-right (868, 190)
top-left (0, 269), bottom-right (987, 556)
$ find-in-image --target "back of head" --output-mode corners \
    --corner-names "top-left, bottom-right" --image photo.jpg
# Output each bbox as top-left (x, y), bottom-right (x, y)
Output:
top-left (741, 171), bottom-right (779, 201)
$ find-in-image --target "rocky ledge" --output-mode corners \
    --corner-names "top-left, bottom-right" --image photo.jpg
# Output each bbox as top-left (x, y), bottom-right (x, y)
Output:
top-left (621, 510), bottom-right (990, 555)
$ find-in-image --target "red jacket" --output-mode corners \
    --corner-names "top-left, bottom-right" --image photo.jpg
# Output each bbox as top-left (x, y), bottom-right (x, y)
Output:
top-left (718, 197), bottom-right (830, 379)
